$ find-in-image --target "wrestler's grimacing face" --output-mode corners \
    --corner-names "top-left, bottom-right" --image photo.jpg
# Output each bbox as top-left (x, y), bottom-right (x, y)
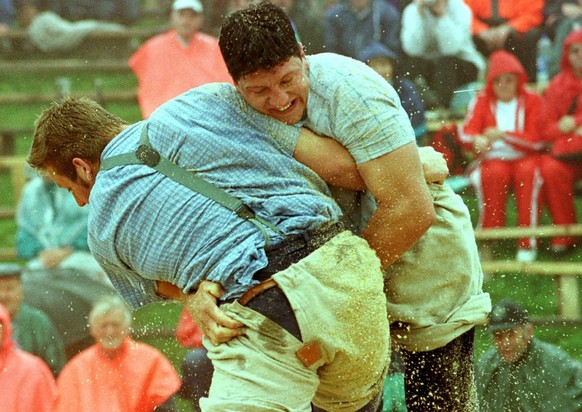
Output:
top-left (236, 56), bottom-right (310, 125)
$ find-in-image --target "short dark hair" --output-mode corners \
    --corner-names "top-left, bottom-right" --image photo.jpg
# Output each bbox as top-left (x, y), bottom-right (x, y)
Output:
top-left (219, 2), bottom-right (301, 81)
top-left (488, 300), bottom-right (530, 332)
top-left (28, 96), bottom-right (127, 181)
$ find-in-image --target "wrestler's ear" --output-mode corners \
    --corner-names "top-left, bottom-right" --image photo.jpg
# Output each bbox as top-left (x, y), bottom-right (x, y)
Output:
top-left (72, 157), bottom-right (94, 183)
top-left (298, 43), bottom-right (306, 59)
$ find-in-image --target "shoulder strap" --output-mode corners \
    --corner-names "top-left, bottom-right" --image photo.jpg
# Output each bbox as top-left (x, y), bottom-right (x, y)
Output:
top-left (100, 125), bottom-right (283, 246)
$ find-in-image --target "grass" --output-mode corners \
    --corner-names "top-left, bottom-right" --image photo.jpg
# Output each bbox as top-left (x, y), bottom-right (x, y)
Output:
top-left (1, 65), bottom-right (581, 412)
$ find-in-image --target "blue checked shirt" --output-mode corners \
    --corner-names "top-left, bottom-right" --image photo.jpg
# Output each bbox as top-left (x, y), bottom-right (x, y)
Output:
top-left (88, 84), bottom-right (341, 309)
top-left (304, 53), bottom-right (415, 164)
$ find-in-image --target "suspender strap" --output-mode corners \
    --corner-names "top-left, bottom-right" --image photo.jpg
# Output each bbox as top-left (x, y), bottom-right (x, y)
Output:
top-left (491, 0), bottom-right (499, 20)
top-left (100, 125), bottom-right (284, 245)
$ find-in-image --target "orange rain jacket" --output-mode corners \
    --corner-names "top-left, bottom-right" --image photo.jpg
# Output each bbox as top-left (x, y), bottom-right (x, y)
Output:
top-left (129, 30), bottom-right (233, 118)
top-left (55, 337), bottom-right (181, 412)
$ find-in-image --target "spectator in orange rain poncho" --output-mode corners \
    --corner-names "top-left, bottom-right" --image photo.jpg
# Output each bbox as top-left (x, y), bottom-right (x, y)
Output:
top-left (0, 302), bottom-right (57, 412)
top-left (54, 296), bottom-right (181, 412)
top-left (129, 0), bottom-right (233, 118)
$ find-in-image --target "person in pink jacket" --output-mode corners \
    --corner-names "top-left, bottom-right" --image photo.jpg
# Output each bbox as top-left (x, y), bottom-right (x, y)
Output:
top-left (54, 296), bottom-right (181, 412)
top-left (460, 50), bottom-right (546, 262)
top-left (0, 303), bottom-right (57, 412)
top-left (129, 0), bottom-right (232, 118)
top-left (539, 28), bottom-right (582, 255)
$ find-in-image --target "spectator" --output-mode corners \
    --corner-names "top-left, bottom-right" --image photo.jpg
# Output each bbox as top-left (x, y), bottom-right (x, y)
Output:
top-left (0, 263), bottom-right (66, 376)
top-left (16, 0), bottom-right (125, 53)
top-left (0, 0), bottom-right (15, 31)
top-left (544, 1), bottom-right (582, 85)
top-left (16, 174), bottom-right (106, 282)
top-left (0, 302), bottom-right (57, 412)
top-left (54, 295), bottom-right (182, 412)
top-left (322, 0), bottom-right (401, 60)
top-left (42, 0), bottom-right (140, 25)
top-left (539, 28), bottom-right (582, 256)
top-left (465, 0), bottom-right (544, 82)
top-left (400, 0), bottom-right (485, 110)
top-left (268, 0), bottom-right (324, 53)
top-left (175, 307), bottom-right (213, 411)
top-left (129, 0), bottom-right (232, 118)
top-left (476, 300), bottom-right (582, 411)
top-left (460, 50), bottom-right (546, 262)
top-left (358, 41), bottom-right (428, 142)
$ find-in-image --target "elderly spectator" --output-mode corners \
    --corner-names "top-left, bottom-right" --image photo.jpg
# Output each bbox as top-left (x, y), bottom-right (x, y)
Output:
top-left (54, 295), bottom-right (181, 412)
top-left (476, 300), bottom-right (582, 411)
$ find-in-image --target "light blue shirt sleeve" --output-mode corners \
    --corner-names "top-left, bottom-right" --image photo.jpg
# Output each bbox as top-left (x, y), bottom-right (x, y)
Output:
top-left (304, 53), bottom-right (416, 165)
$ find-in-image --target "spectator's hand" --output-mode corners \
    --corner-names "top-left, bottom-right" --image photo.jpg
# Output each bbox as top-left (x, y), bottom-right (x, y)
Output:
top-left (415, 0), bottom-right (428, 15)
top-left (483, 127), bottom-right (505, 141)
top-left (185, 280), bottom-right (244, 345)
top-left (562, 3), bottom-right (582, 19)
top-left (559, 115), bottom-right (577, 133)
top-left (473, 135), bottom-right (491, 154)
top-left (477, 29), bottom-right (499, 52)
top-left (419, 146), bottom-right (449, 183)
top-left (428, 0), bottom-right (447, 17)
top-left (38, 247), bottom-right (72, 268)
top-left (491, 25), bottom-right (512, 50)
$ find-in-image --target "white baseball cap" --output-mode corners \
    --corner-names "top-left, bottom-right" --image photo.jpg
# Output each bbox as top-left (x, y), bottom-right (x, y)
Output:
top-left (172, 0), bottom-right (204, 13)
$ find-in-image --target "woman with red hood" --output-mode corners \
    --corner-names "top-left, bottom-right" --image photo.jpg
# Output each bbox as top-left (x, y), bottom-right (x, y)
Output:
top-left (539, 28), bottom-right (582, 255)
top-left (461, 50), bottom-right (545, 262)
top-left (0, 303), bottom-right (57, 411)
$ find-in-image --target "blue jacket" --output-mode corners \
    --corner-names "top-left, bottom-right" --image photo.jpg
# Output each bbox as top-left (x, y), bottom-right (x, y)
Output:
top-left (359, 42), bottom-right (427, 140)
top-left (0, 0), bottom-right (15, 26)
top-left (323, 0), bottom-right (401, 59)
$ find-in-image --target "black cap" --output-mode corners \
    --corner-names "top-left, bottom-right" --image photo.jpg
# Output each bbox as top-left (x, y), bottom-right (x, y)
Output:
top-left (0, 263), bottom-right (22, 278)
top-left (487, 300), bottom-right (530, 332)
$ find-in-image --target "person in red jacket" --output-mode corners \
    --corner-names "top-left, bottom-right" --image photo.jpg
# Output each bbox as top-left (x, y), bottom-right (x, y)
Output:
top-left (460, 50), bottom-right (546, 262)
top-left (464, 0), bottom-right (544, 82)
top-left (539, 28), bottom-right (582, 255)
top-left (0, 302), bottom-right (57, 412)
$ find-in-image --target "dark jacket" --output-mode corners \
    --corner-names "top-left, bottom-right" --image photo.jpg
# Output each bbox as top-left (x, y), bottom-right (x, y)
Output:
top-left (476, 338), bottom-right (582, 411)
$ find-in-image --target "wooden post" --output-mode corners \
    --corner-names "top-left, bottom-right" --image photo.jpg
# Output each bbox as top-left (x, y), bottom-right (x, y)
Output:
top-left (555, 276), bottom-right (581, 320)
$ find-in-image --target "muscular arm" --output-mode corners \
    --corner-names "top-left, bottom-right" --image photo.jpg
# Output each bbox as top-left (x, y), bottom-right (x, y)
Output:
top-left (297, 130), bottom-right (436, 267)
top-left (294, 128), bottom-right (366, 190)
top-left (359, 142), bottom-right (436, 267)
top-left (295, 128), bottom-right (448, 189)
top-left (193, 132), bottom-right (443, 343)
